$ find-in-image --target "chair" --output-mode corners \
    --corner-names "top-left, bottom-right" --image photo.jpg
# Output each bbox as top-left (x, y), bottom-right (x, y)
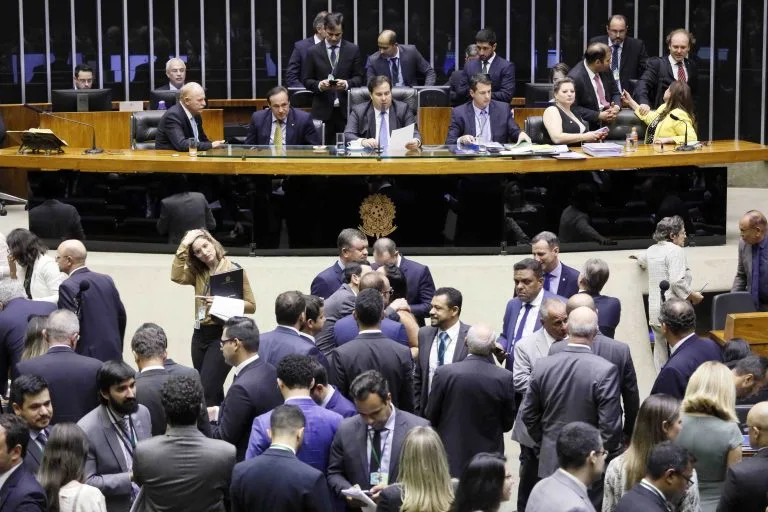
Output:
top-left (288, 88), bottom-right (314, 109)
top-left (712, 292), bottom-right (757, 330)
top-left (524, 116), bottom-right (548, 144)
top-left (417, 87), bottom-right (449, 107)
top-left (312, 119), bottom-right (325, 145)
top-left (524, 83), bottom-right (554, 107)
top-left (130, 111), bottom-right (166, 150)
top-left (606, 109), bottom-right (646, 142)
top-left (347, 86), bottom-right (418, 116)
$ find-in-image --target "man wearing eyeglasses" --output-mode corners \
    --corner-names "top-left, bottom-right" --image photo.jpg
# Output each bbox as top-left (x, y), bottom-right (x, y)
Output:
top-left (588, 14), bottom-right (648, 95)
top-left (73, 64), bottom-right (94, 90)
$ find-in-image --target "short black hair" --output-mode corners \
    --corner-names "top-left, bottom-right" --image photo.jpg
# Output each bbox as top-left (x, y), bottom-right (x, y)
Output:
top-left (324, 12), bottom-right (344, 30)
top-left (343, 262), bottom-right (365, 284)
top-left (469, 73), bottom-right (492, 91)
top-left (223, 316), bottom-right (260, 352)
top-left (647, 441), bottom-right (692, 480)
top-left (270, 404), bottom-right (306, 436)
top-left (434, 287), bottom-right (463, 314)
top-left (354, 288), bottom-right (384, 326)
top-left (275, 291), bottom-right (306, 326)
top-left (97, 361), bottom-right (136, 405)
top-left (380, 263), bottom-right (408, 301)
top-left (350, 370), bottom-right (389, 403)
top-left (10, 375), bottom-right (48, 409)
top-left (723, 338), bottom-right (752, 366)
top-left (337, 228), bottom-right (367, 252)
top-left (310, 358), bottom-right (329, 386)
top-left (0, 414), bottom-right (30, 458)
top-left (277, 355), bottom-right (315, 389)
top-left (584, 43), bottom-right (610, 64)
top-left (659, 298), bottom-right (696, 335)
top-left (266, 86), bottom-right (289, 104)
top-left (131, 323), bottom-right (167, 360)
top-left (607, 14), bottom-right (629, 27)
top-left (368, 75), bottom-right (392, 94)
top-left (733, 355), bottom-right (768, 380)
top-left (304, 295), bottom-right (324, 323)
top-left (161, 376), bottom-right (203, 426)
top-left (74, 63), bottom-right (93, 77)
top-left (513, 257), bottom-right (544, 279)
top-left (475, 28), bottom-right (497, 45)
top-left (556, 421), bottom-right (602, 470)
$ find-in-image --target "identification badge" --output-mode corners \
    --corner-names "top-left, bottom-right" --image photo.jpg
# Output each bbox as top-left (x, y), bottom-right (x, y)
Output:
top-left (369, 472), bottom-right (388, 486)
top-left (195, 303), bottom-right (206, 329)
top-left (613, 69), bottom-right (620, 80)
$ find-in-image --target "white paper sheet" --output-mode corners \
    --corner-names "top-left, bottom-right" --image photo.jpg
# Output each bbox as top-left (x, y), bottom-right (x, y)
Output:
top-left (208, 296), bottom-right (245, 322)
top-left (387, 123), bottom-right (415, 151)
top-left (341, 487), bottom-right (377, 511)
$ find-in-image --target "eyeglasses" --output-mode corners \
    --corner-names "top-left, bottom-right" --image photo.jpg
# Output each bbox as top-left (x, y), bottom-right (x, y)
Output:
top-left (219, 337), bottom-right (237, 347)
top-left (383, 288), bottom-right (394, 295)
top-left (675, 471), bottom-right (694, 487)
top-left (594, 449), bottom-right (607, 457)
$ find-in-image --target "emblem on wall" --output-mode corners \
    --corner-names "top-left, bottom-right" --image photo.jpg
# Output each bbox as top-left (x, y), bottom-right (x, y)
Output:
top-left (358, 193), bottom-right (397, 238)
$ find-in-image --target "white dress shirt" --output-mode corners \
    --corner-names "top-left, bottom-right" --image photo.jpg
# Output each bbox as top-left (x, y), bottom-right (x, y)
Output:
top-left (234, 354), bottom-right (260, 376)
top-left (668, 55), bottom-right (688, 83)
top-left (583, 60), bottom-right (608, 109)
top-left (513, 288), bottom-right (545, 340)
top-left (427, 320), bottom-right (462, 392)
top-left (546, 261), bottom-right (563, 296)
top-left (670, 332), bottom-right (696, 356)
top-left (269, 114), bottom-right (288, 145)
top-left (472, 103), bottom-right (493, 143)
top-left (366, 406), bottom-right (397, 478)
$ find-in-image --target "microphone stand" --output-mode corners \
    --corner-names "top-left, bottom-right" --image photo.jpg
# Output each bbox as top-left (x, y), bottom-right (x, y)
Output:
top-left (669, 113), bottom-right (695, 152)
top-left (23, 104), bottom-right (103, 154)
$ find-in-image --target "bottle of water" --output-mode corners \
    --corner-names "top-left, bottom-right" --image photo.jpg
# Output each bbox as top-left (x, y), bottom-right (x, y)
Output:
top-left (157, 100), bottom-right (167, 111)
top-left (630, 126), bottom-right (638, 151)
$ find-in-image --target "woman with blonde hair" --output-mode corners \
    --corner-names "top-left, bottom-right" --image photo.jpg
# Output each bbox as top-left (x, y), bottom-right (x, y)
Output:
top-left (22, 315), bottom-right (49, 361)
top-left (602, 394), bottom-right (700, 511)
top-left (171, 228), bottom-right (256, 406)
top-left (378, 426), bottom-right (454, 512)
top-left (676, 361), bottom-right (743, 511)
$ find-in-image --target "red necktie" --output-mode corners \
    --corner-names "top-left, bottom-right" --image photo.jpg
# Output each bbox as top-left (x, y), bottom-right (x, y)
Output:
top-left (593, 74), bottom-right (610, 109)
top-left (676, 62), bottom-right (686, 82)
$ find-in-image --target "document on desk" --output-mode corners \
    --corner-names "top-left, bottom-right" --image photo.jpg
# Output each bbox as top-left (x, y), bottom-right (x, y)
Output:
top-left (341, 487), bottom-right (377, 511)
top-left (388, 123), bottom-right (415, 151)
top-left (208, 296), bottom-right (245, 322)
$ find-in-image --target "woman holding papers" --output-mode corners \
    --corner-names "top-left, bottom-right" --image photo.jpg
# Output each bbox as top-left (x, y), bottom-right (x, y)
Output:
top-left (542, 77), bottom-right (608, 145)
top-left (623, 80), bottom-right (697, 145)
top-left (171, 228), bottom-right (256, 406)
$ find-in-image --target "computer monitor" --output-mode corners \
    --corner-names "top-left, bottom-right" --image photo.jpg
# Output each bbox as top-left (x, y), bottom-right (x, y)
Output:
top-left (150, 89), bottom-right (181, 110)
top-left (51, 88), bottom-right (113, 112)
top-left (525, 83), bottom-right (554, 108)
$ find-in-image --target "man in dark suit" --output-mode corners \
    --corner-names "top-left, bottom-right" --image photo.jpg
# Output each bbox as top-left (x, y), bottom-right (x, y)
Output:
top-left (650, 299), bottom-right (723, 399)
top-left (208, 317), bottom-right (282, 461)
top-left (154, 57), bottom-right (186, 91)
top-left (426, 324), bottom-right (516, 476)
top-left (309, 359), bottom-right (357, 418)
top-left (449, 44), bottom-right (479, 105)
top-left (232, 405), bottom-right (334, 512)
top-left (56, 239), bottom-right (126, 362)
top-left (732, 210), bottom-right (768, 310)
top-left (0, 281), bottom-right (56, 396)
top-left (244, 86), bottom-right (321, 146)
top-left (366, 30), bottom-right (435, 86)
top-left (445, 74), bottom-right (529, 145)
top-left (589, 14), bottom-right (648, 94)
top-left (568, 42), bottom-right (621, 130)
top-left (414, 287), bottom-right (470, 416)
top-left (9, 375), bottom-right (51, 475)
top-left (577, 258), bottom-right (621, 338)
top-left (259, 291), bottom-right (329, 370)
top-left (531, 231), bottom-right (581, 298)
top-left (327, 370), bottom-right (429, 505)
top-left (301, 12), bottom-right (365, 143)
top-left (154, 82), bottom-right (225, 151)
top-left (28, 175), bottom-right (84, 241)
top-left (634, 29), bottom-right (698, 113)
top-left (330, 289), bottom-right (414, 412)
top-left (316, 261), bottom-right (372, 356)
top-left (16, 310), bottom-right (102, 424)
top-left (451, 28), bottom-right (516, 104)
top-left (156, 174), bottom-right (216, 245)
top-left (285, 11), bottom-right (328, 87)
top-left (617, 441), bottom-right (694, 512)
top-left (0, 415), bottom-right (47, 512)
top-left (311, 228), bottom-right (369, 299)
top-left (344, 75), bottom-right (421, 149)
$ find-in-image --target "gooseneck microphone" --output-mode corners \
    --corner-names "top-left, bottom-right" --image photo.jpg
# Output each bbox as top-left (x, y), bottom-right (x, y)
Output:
top-left (668, 113), bottom-right (695, 152)
top-left (659, 280), bottom-right (670, 305)
top-left (23, 103), bottom-right (103, 154)
top-left (75, 280), bottom-right (91, 317)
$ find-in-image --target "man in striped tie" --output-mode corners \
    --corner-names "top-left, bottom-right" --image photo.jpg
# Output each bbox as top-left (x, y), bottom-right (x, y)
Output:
top-left (9, 375), bottom-right (52, 474)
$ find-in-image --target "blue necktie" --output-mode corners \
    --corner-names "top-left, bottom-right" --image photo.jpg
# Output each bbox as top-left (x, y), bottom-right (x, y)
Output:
top-left (437, 331), bottom-right (450, 366)
top-left (37, 429), bottom-right (49, 447)
top-left (379, 111), bottom-right (389, 149)
top-left (513, 303), bottom-right (533, 342)
top-left (543, 272), bottom-right (553, 291)
top-left (611, 44), bottom-right (620, 72)
top-left (478, 109), bottom-right (488, 142)
top-left (190, 117), bottom-right (199, 141)
top-left (329, 45), bottom-right (338, 69)
top-left (390, 57), bottom-right (400, 85)
top-left (751, 244), bottom-right (761, 307)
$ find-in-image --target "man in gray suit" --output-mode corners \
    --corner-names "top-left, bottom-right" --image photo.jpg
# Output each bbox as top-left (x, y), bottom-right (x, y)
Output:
top-left (315, 261), bottom-right (371, 356)
top-left (133, 376), bottom-right (235, 512)
top-left (156, 175), bottom-right (216, 245)
top-left (527, 421), bottom-right (606, 512)
top-left (78, 361), bottom-right (152, 512)
top-left (733, 209), bottom-right (768, 310)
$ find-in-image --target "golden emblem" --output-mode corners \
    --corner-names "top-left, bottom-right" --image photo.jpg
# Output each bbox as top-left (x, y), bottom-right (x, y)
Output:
top-left (358, 193), bottom-right (397, 238)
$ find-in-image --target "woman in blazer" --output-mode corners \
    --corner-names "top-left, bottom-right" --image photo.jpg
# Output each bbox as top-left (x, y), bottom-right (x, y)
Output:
top-left (6, 228), bottom-right (64, 303)
top-left (623, 80), bottom-right (697, 145)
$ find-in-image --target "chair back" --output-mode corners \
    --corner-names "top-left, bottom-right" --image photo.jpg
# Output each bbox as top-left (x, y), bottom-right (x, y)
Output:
top-left (712, 292), bottom-right (757, 330)
top-left (524, 116), bottom-right (549, 144)
top-left (347, 86), bottom-right (418, 116)
top-left (417, 87), bottom-right (449, 107)
top-left (606, 109), bottom-right (646, 142)
top-left (131, 111), bottom-right (166, 150)
top-left (288, 88), bottom-right (314, 109)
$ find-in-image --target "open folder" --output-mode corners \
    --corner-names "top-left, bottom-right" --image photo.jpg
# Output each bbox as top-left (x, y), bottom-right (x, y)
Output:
top-left (210, 268), bottom-right (243, 299)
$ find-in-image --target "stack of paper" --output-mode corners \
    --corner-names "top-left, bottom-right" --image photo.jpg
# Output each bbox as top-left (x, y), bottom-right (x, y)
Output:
top-left (208, 296), bottom-right (245, 322)
top-left (582, 142), bottom-right (624, 157)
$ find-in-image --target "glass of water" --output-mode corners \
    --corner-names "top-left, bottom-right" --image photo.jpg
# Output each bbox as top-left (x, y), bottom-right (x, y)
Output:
top-left (189, 138), bottom-right (198, 157)
top-left (335, 133), bottom-right (346, 155)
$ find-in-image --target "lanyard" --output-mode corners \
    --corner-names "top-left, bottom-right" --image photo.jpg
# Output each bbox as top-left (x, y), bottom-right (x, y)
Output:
top-left (368, 429), bottom-right (390, 468)
top-left (107, 408), bottom-right (136, 457)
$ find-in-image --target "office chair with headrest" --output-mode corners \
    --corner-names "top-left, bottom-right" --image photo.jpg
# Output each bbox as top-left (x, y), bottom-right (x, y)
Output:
top-left (347, 87), bottom-right (418, 116)
top-left (131, 111), bottom-right (166, 150)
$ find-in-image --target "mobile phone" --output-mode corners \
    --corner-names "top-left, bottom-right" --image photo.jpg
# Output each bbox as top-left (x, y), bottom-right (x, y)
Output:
top-left (328, 79), bottom-right (338, 87)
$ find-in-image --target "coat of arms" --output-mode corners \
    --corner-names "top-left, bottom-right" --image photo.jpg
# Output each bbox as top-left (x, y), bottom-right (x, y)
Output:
top-left (358, 193), bottom-right (397, 238)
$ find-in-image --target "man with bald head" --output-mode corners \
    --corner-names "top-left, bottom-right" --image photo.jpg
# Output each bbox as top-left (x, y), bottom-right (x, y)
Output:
top-left (373, 237), bottom-right (435, 324)
top-left (426, 324), bottom-right (516, 476)
top-left (718, 401), bottom-right (768, 511)
top-left (155, 81), bottom-right (225, 151)
top-left (733, 210), bottom-right (768, 310)
top-left (366, 30), bottom-right (435, 86)
top-left (567, 42), bottom-right (621, 130)
top-left (56, 240), bottom-right (126, 361)
top-left (156, 57), bottom-right (186, 91)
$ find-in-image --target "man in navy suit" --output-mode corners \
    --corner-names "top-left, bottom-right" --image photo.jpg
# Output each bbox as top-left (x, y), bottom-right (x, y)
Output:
top-left (531, 231), bottom-right (581, 298)
top-left (451, 28), bottom-right (516, 104)
top-left (0, 415), bottom-right (47, 512)
top-left (285, 11), bottom-right (327, 87)
top-left (56, 240), bottom-right (126, 362)
top-left (0, 281), bottom-right (56, 396)
top-left (445, 74), bottom-right (530, 145)
top-left (568, 42), bottom-right (621, 130)
top-left (589, 14), bottom-right (648, 94)
top-left (154, 82), bottom-right (225, 151)
top-left (244, 86), bottom-right (321, 146)
top-left (309, 359), bottom-right (356, 418)
top-left (9, 375), bottom-right (52, 475)
top-left (208, 317), bottom-right (283, 461)
top-left (311, 228), bottom-right (369, 299)
top-left (578, 258), bottom-right (621, 338)
top-left (231, 405), bottom-right (334, 512)
top-left (366, 30), bottom-right (435, 86)
top-left (316, 261), bottom-right (372, 356)
top-left (259, 291), bottom-right (329, 369)
top-left (155, 57), bottom-right (186, 91)
top-left (650, 299), bottom-right (723, 399)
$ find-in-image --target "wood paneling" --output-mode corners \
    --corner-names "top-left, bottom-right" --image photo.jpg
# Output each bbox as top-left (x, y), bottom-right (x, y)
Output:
top-left (723, 313), bottom-right (768, 356)
top-left (419, 107), bottom-right (452, 144)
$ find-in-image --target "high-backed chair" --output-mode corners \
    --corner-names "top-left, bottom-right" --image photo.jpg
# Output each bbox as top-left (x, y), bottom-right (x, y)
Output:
top-left (130, 111), bottom-right (166, 150)
top-left (417, 87), bottom-right (449, 107)
top-left (524, 116), bottom-right (548, 144)
top-left (288, 88), bottom-right (314, 109)
top-left (712, 292), bottom-right (757, 330)
top-left (606, 109), bottom-right (646, 142)
top-left (347, 86), bottom-right (418, 117)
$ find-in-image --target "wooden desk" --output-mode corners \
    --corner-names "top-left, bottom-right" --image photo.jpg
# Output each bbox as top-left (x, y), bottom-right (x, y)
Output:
top-left (710, 312), bottom-right (768, 355)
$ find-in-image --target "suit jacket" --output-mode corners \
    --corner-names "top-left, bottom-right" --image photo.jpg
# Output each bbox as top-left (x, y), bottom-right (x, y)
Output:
top-left (23, 437), bottom-right (44, 475)
top-left (398, 257), bottom-right (436, 321)
top-left (211, 357), bottom-right (283, 461)
top-left (634, 56), bottom-right (698, 108)
top-left (584, 291), bottom-right (622, 338)
top-left (244, 107), bottom-right (321, 146)
top-left (718, 449), bottom-right (768, 512)
top-left (155, 103), bottom-right (213, 151)
top-left (156, 192), bottom-right (216, 245)
top-left (343, 100), bottom-right (421, 143)
top-left (286, 36), bottom-right (318, 87)
top-left (615, 483), bottom-right (670, 512)
top-left (316, 283), bottom-right (357, 356)
top-left (164, 358), bottom-right (200, 378)
top-left (550, 333), bottom-right (640, 440)
top-left (377, 484), bottom-right (404, 512)
top-left (132, 425), bottom-right (235, 512)
top-left (650, 334), bottom-right (723, 399)
top-left (311, 261), bottom-right (344, 299)
top-left (526, 469), bottom-right (596, 512)
top-left (365, 45), bottom-right (436, 86)
top-left (413, 322), bottom-right (471, 415)
top-left (154, 83), bottom-right (179, 91)
top-left (329, 332), bottom-right (415, 412)
top-left (512, 329), bottom-right (553, 395)
top-left (16, 346), bottom-right (102, 424)
top-left (78, 404), bottom-right (152, 512)
top-left (28, 199), bottom-right (85, 241)
top-left (452, 55), bottom-right (516, 103)
top-left (426, 356), bottom-right (516, 476)
top-left (327, 410), bottom-right (429, 497)
top-left (326, 387), bottom-right (357, 418)
top-left (58, 267), bottom-right (127, 362)
top-left (732, 239), bottom-right (754, 293)
top-left (521, 345), bottom-right (622, 477)
top-left (568, 60), bottom-right (622, 130)
top-left (557, 263), bottom-right (582, 298)
top-left (246, 397), bottom-right (343, 472)
top-left (231, 447), bottom-right (334, 512)
top-left (259, 325), bottom-right (329, 371)
top-left (445, 99), bottom-right (522, 144)
top-left (588, 36), bottom-right (649, 91)
top-left (301, 40), bottom-right (365, 121)
top-left (498, 290), bottom-right (565, 369)
top-left (0, 298), bottom-right (56, 396)
top-left (0, 464), bottom-right (47, 512)
top-left (333, 315), bottom-right (409, 347)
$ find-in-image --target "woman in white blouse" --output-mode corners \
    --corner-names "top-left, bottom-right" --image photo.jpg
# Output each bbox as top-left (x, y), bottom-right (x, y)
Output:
top-left (38, 423), bottom-right (107, 512)
top-left (6, 229), bottom-right (65, 303)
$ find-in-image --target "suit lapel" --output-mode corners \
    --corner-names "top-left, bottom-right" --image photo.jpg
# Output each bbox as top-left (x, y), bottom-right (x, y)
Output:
top-left (507, 301), bottom-right (522, 341)
top-left (26, 441), bottom-right (43, 468)
top-left (99, 408), bottom-right (128, 471)
top-left (534, 329), bottom-right (550, 357)
top-left (0, 467), bottom-right (20, 512)
top-left (389, 413), bottom-right (407, 478)
top-left (356, 418), bottom-right (369, 483)
top-left (286, 109), bottom-right (296, 145)
top-left (260, 111), bottom-right (273, 145)
top-left (388, 103), bottom-right (398, 132)
top-left (453, 322), bottom-right (470, 362)
top-left (367, 106), bottom-right (377, 139)
top-left (464, 104), bottom-right (477, 137)
top-left (132, 410), bottom-right (149, 440)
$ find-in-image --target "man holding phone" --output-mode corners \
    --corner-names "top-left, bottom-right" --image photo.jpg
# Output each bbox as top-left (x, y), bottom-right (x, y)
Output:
top-left (567, 42), bottom-right (621, 130)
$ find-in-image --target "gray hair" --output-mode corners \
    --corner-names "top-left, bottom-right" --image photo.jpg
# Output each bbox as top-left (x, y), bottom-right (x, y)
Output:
top-left (46, 309), bottom-right (80, 339)
top-left (0, 280), bottom-right (27, 306)
top-left (465, 324), bottom-right (496, 356)
top-left (659, 298), bottom-right (696, 335)
top-left (531, 231), bottom-right (560, 249)
top-left (165, 57), bottom-right (186, 72)
top-left (465, 44), bottom-right (479, 57)
top-left (539, 298), bottom-right (565, 322)
top-left (580, 258), bottom-right (610, 294)
top-left (653, 216), bottom-right (685, 242)
top-left (372, 237), bottom-right (397, 256)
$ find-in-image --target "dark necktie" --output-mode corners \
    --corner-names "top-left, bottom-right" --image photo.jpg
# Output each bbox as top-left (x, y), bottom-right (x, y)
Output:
top-left (543, 272), bottom-right (553, 291)
top-left (676, 61), bottom-right (686, 82)
top-left (329, 45), bottom-right (338, 70)
top-left (482, 60), bottom-right (489, 74)
top-left (751, 244), bottom-right (761, 306)
top-left (437, 331), bottom-right (450, 366)
top-left (369, 429), bottom-right (383, 473)
top-left (513, 303), bottom-right (533, 342)
top-left (611, 44), bottom-right (620, 72)
top-left (390, 57), bottom-right (400, 85)
top-left (37, 429), bottom-right (49, 447)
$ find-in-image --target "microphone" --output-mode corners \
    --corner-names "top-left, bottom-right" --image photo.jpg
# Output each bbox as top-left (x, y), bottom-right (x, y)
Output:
top-left (659, 280), bottom-right (670, 305)
top-left (668, 113), bottom-right (695, 152)
top-left (75, 280), bottom-right (91, 317)
top-left (23, 103), bottom-right (104, 154)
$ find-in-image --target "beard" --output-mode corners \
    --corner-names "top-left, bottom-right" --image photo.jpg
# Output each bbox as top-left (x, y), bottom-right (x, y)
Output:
top-left (110, 395), bottom-right (139, 416)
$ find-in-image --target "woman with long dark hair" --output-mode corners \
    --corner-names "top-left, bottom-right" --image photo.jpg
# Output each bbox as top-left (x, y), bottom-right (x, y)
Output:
top-left (452, 453), bottom-right (513, 512)
top-left (623, 80), bottom-right (697, 145)
top-left (6, 228), bottom-right (64, 302)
